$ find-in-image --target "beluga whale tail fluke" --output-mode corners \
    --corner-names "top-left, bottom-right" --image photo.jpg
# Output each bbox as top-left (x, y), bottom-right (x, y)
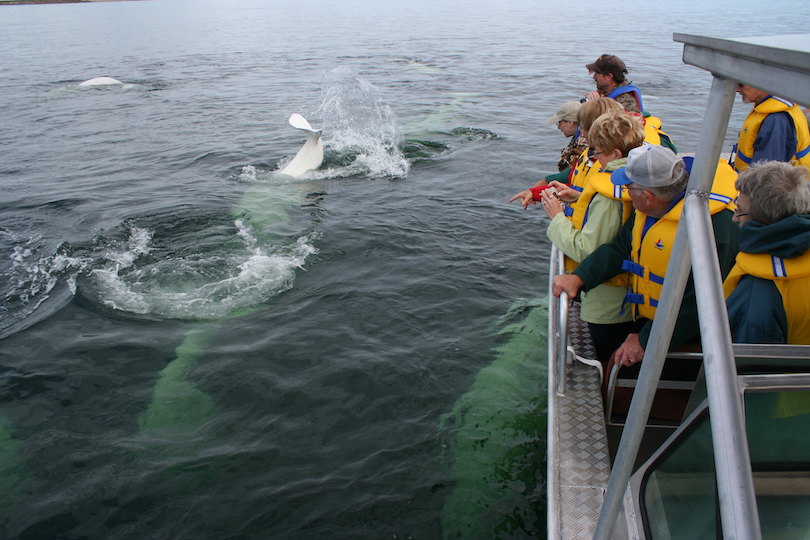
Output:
top-left (78, 77), bottom-right (124, 87)
top-left (279, 113), bottom-right (323, 178)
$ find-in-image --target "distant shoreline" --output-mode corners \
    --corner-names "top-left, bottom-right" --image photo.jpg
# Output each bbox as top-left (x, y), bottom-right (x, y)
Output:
top-left (0, 0), bottom-right (143, 4)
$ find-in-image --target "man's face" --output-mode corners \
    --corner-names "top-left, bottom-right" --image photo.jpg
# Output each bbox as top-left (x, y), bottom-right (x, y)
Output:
top-left (626, 183), bottom-right (650, 212)
top-left (592, 71), bottom-right (614, 94)
top-left (737, 84), bottom-right (766, 105)
top-left (557, 120), bottom-right (578, 137)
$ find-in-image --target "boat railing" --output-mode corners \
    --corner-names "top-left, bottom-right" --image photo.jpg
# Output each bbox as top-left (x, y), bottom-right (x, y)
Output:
top-left (546, 245), bottom-right (563, 538)
top-left (549, 245), bottom-right (569, 396)
top-left (549, 245), bottom-right (606, 396)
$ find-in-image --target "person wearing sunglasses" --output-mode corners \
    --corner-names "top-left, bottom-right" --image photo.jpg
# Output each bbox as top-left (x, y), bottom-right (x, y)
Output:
top-left (547, 101), bottom-right (589, 174)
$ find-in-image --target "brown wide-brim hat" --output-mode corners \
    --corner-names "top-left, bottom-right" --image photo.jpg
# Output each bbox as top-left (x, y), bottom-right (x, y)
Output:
top-left (586, 54), bottom-right (628, 75)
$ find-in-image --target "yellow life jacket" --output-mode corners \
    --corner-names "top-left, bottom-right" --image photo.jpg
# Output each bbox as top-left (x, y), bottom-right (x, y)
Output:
top-left (563, 164), bottom-right (633, 287)
top-left (723, 250), bottom-right (810, 344)
top-left (567, 148), bottom-right (593, 191)
top-left (735, 96), bottom-right (810, 172)
top-left (561, 148), bottom-right (594, 220)
top-left (643, 115), bottom-right (669, 146)
top-left (623, 159), bottom-right (737, 319)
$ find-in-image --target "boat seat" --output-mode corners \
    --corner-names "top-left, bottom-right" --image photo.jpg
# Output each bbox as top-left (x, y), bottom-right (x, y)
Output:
top-left (605, 352), bottom-right (703, 427)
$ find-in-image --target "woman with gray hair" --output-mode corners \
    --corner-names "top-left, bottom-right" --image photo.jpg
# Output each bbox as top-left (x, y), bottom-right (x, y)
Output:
top-left (723, 161), bottom-right (810, 343)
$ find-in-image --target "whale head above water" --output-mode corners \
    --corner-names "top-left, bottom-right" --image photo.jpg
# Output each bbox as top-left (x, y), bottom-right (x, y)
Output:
top-left (78, 77), bottom-right (124, 87)
top-left (279, 113), bottom-right (323, 178)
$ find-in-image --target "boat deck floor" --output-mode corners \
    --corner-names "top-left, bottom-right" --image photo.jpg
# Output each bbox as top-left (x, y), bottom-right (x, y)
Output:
top-left (553, 302), bottom-right (616, 538)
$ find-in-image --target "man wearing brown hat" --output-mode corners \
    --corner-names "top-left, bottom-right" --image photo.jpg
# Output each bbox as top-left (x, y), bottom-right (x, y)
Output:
top-left (547, 101), bottom-right (589, 172)
top-left (585, 54), bottom-right (643, 114)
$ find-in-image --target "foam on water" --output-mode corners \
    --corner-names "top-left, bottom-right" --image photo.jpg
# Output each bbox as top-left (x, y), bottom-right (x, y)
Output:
top-left (1, 230), bottom-right (87, 337)
top-left (87, 223), bottom-right (318, 320)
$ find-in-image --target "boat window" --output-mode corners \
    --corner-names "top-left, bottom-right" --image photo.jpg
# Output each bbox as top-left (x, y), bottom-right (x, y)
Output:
top-left (640, 409), bottom-right (719, 539)
top-left (640, 389), bottom-right (810, 539)
top-left (744, 389), bottom-right (810, 538)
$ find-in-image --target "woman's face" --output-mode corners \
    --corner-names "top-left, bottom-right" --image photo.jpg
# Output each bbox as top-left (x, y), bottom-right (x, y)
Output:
top-left (733, 192), bottom-right (752, 225)
top-left (593, 146), bottom-right (621, 168)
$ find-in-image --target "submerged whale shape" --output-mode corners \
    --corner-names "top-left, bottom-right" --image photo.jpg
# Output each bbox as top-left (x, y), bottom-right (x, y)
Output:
top-left (78, 77), bottom-right (124, 87)
top-left (138, 113), bottom-right (323, 436)
top-left (279, 113), bottom-right (323, 177)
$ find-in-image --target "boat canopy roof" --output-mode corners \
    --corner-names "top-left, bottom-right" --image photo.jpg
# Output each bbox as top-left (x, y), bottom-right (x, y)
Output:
top-left (674, 33), bottom-right (810, 106)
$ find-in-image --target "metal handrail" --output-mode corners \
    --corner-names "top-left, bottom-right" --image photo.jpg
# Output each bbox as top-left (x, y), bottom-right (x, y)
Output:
top-left (546, 246), bottom-right (562, 540)
top-left (548, 246), bottom-right (571, 396)
top-left (557, 290), bottom-right (569, 396)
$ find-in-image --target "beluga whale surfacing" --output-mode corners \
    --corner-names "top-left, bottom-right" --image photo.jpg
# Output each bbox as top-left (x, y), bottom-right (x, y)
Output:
top-left (278, 113), bottom-right (324, 177)
top-left (78, 77), bottom-right (124, 87)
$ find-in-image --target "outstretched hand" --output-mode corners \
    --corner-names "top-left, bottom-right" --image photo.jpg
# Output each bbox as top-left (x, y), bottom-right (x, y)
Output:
top-left (509, 190), bottom-right (536, 209)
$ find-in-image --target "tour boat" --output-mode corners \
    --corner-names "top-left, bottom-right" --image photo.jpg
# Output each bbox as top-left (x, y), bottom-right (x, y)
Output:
top-left (547, 32), bottom-right (810, 539)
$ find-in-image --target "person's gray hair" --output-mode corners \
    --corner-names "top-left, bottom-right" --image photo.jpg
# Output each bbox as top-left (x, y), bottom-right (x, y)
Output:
top-left (645, 161), bottom-right (689, 201)
top-left (736, 161), bottom-right (810, 224)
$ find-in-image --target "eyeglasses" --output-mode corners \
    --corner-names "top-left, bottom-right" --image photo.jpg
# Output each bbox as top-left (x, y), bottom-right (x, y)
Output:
top-left (621, 185), bottom-right (647, 193)
top-left (732, 197), bottom-right (749, 218)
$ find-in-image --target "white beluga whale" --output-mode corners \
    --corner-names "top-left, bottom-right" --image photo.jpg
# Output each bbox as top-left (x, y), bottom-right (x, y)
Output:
top-left (279, 113), bottom-right (323, 177)
top-left (78, 77), bottom-right (124, 87)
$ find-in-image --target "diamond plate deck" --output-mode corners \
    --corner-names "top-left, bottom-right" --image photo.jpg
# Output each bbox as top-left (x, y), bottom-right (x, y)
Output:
top-left (550, 301), bottom-right (612, 539)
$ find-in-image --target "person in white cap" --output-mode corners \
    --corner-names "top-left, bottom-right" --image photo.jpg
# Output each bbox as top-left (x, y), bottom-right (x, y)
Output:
top-left (552, 145), bottom-right (739, 366)
top-left (547, 101), bottom-right (589, 173)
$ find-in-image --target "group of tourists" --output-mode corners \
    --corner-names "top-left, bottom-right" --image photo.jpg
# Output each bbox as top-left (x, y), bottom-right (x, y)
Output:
top-left (511, 53), bottom-right (810, 373)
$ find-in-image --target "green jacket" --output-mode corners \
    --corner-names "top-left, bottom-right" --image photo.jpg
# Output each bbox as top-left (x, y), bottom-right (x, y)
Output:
top-left (547, 159), bottom-right (632, 325)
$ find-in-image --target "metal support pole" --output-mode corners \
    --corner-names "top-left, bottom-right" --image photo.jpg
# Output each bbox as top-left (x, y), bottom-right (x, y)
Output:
top-left (557, 290), bottom-right (569, 396)
top-left (548, 246), bottom-right (560, 395)
top-left (685, 196), bottom-right (760, 539)
top-left (546, 246), bottom-right (561, 539)
top-left (685, 75), bottom-right (761, 539)
top-left (593, 221), bottom-right (692, 539)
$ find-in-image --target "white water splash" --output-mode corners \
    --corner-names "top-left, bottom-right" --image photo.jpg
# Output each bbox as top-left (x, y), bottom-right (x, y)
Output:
top-left (4, 234), bottom-right (86, 305)
top-left (316, 67), bottom-right (410, 179)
